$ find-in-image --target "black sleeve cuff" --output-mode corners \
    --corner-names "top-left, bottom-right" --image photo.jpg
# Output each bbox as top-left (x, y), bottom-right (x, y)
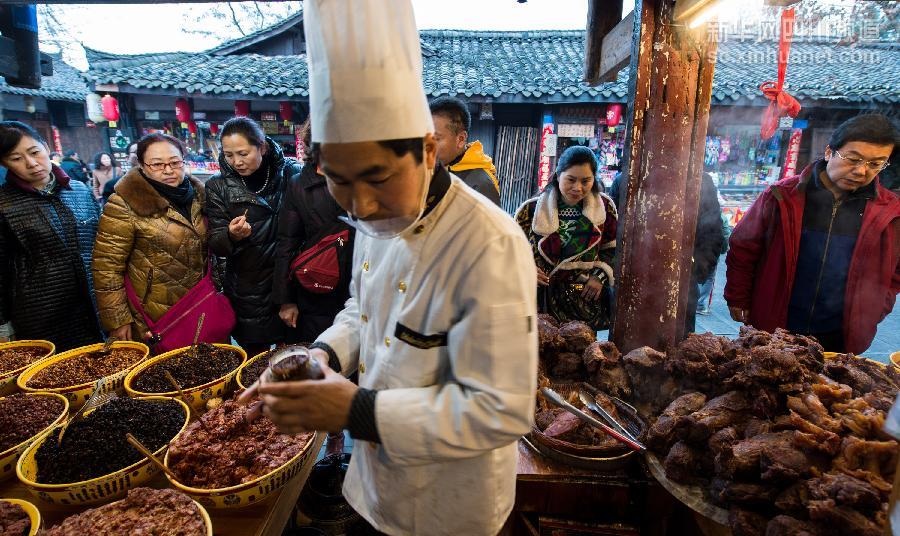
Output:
top-left (309, 341), bottom-right (342, 374)
top-left (346, 388), bottom-right (380, 443)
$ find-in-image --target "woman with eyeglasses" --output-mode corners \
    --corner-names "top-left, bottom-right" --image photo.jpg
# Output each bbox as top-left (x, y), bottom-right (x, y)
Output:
top-left (92, 132), bottom-right (208, 343)
top-left (0, 121), bottom-right (103, 350)
top-left (205, 117), bottom-right (301, 357)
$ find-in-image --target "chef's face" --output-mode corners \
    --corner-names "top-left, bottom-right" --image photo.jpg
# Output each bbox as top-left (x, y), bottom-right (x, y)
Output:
top-left (431, 114), bottom-right (466, 166)
top-left (824, 141), bottom-right (893, 192)
top-left (558, 163), bottom-right (595, 206)
top-left (320, 134), bottom-right (438, 221)
top-left (1, 135), bottom-right (52, 185)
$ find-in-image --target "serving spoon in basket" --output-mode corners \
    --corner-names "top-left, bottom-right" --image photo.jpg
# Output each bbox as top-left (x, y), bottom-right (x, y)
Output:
top-left (57, 376), bottom-right (117, 445)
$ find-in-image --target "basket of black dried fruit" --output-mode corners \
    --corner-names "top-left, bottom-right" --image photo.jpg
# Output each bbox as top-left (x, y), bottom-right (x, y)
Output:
top-left (0, 498), bottom-right (40, 536)
top-left (41, 488), bottom-right (211, 536)
top-left (16, 396), bottom-right (189, 505)
top-left (236, 348), bottom-right (276, 389)
top-left (0, 392), bottom-right (69, 481)
top-left (125, 343), bottom-right (246, 411)
top-left (0, 341), bottom-right (55, 396)
top-left (17, 342), bottom-right (149, 411)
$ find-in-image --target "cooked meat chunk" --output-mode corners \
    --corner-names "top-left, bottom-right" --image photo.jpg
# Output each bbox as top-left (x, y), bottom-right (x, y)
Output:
top-left (716, 431), bottom-right (802, 480)
top-left (664, 441), bottom-right (710, 483)
top-left (811, 374), bottom-right (853, 407)
top-left (582, 341), bottom-right (631, 399)
top-left (666, 332), bottom-right (733, 388)
top-left (538, 313), bottom-right (558, 327)
top-left (743, 418), bottom-right (772, 439)
top-left (807, 500), bottom-right (881, 536)
top-left (557, 321), bottom-right (596, 354)
top-left (765, 515), bottom-right (823, 536)
top-left (542, 411), bottom-right (581, 438)
top-left (538, 316), bottom-right (565, 355)
top-left (831, 436), bottom-right (898, 493)
top-left (646, 392), bottom-right (707, 453)
top-left (623, 346), bottom-right (677, 412)
top-left (806, 472), bottom-right (881, 512)
top-left (824, 353), bottom-right (898, 396)
top-left (772, 411), bottom-right (841, 456)
top-left (708, 426), bottom-right (741, 456)
top-left (759, 444), bottom-right (817, 483)
top-left (729, 508), bottom-right (769, 536)
top-left (786, 393), bottom-right (842, 433)
top-left (709, 478), bottom-right (780, 507)
top-left (774, 482), bottom-right (809, 514)
top-left (551, 352), bottom-right (583, 379)
top-left (831, 397), bottom-right (889, 440)
top-left (677, 391), bottom-right (749, 444)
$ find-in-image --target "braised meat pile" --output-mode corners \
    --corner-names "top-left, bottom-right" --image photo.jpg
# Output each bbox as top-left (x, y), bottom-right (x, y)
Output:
top-left (643, 327), bottom-right (898, 536)
top-left (534, 378), bottom-right (626, 449)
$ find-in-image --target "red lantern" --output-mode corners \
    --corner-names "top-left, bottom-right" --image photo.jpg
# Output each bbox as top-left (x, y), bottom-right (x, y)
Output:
top-left (187, 120), bottom-right (198, 135)
top-left (175, 98), bottom-right (191, 124)
top-left (101, 94), bottom-right (119, 127)
top-left (234, 100), bottom-right (250, 117)
top-left (209, 123), bottom-right (219, 136)
top-left (606, 104), bottom-right (623, 128)
top-left (279, 101), bottom-right (293, 125)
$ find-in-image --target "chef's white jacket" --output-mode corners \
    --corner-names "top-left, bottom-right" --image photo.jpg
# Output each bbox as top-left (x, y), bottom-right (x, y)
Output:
top-left (317, 175), bottom-right (538, 535)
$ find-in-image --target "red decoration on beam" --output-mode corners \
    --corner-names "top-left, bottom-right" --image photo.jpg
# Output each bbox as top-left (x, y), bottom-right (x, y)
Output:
top-left (759, 8), bottom-right (801, 140)
top-left (606, 103), bottom-right (624, 127)
top-left (175, 98), bottom-right (191, 124)
top-left (101, 94), bottom-right (119, 127)
top-left (234, 100), bottom-right (251, 117)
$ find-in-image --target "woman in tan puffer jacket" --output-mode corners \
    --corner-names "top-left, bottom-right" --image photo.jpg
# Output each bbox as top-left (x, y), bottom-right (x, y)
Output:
top-left (92, 133), bottom-right (207, 342)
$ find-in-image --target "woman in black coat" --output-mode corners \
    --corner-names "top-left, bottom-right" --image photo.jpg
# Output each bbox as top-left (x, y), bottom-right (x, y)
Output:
top-left (273, 120), bottom-right (353, 346)
top-left (0, 121), bottom-right (103, 351)
top-left (205, 117), bottom-right (301, 356)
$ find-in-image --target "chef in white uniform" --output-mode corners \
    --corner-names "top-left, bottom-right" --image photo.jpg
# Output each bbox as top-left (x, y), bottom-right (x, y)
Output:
top-left (242, 1), bottom-right (539, 534)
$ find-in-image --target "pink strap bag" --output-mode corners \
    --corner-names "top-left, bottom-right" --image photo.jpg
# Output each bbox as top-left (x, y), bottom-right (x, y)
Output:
top-left (123, 258), bottom-right (235, 354)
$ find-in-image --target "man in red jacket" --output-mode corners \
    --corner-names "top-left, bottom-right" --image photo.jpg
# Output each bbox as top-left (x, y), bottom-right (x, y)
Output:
top-left (725, 114), bottom-right (900, 354)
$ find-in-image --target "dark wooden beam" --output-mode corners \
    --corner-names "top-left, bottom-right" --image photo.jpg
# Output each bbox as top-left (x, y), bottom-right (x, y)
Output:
top-left (584, 0), bottom-right (625, 85)
top-left (611, 0), bottom-right (718, 354)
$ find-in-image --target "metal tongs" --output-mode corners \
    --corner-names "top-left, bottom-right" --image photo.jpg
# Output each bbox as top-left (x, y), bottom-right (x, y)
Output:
top-left (578, 388), bottom-right (639, 444)
top-left (541, 387), bottom-right (646, 452)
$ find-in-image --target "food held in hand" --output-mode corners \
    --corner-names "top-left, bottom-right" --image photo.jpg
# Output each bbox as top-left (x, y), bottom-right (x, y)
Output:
top-left (0, 393), bottom-right (65, 452)
top-left (167, 397), bottom-right (312, 488)
top-left (42, 488), bottom-right (206, 536)
top-left (0, 501), bottom-right (30, 536)
top-left (0, 346), bottom-right (48, 375)
top-left (26, 347), bottom-right (145, 389)
top-left (133, 343), bottom-right (242, 392)
top-left (267, 345), bottom-right (324, 382)
top-left (35, 397), bottom-right (184, 484)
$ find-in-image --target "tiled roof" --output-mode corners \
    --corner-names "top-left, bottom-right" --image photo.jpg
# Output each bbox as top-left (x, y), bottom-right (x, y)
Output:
top-left (205, 10), bottom-right (305, 55)
top-left (0, 53), bottom-right (89, 102)
top-left (85, 30), bottom-right (900, 105)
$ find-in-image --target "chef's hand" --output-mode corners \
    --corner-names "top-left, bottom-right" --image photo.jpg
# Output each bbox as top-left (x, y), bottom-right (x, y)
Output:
top-left (729, 306), bottom-right (749, 324)
top-left (581, 275), bottom-right (604, 302)
top-left (228, 215), bottom-right (251, 241)
top-left (109, 324), bottom-right (132, 341)
top-left (537, 267), bottom-right (550, 287)
top-left (279, 304), bottom-right (299, 328)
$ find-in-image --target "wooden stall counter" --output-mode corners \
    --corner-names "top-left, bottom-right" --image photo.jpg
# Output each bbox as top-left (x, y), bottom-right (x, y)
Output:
top-left (0, 433), bottom-right (325, 536)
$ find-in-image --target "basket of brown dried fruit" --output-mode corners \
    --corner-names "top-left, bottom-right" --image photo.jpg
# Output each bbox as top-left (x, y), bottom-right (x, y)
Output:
top-left (0, 392), bottom-right (69, 482)
top-left (0, 341), bottom-right (55, 396)
top-left (40, 487), bottom-right (211, 536)
top-left (164, 396), bottom-right (317, 509)
top-left (236, 348), bottom-right (276, 390)
top-left (16, 342), bottom-right (149, 411)
top-left (16, 396), bottom-right (189, 505)
top-left (0, 498), bottom-right (40, 536)
top-left (124, 343), bottom-right (246, 411)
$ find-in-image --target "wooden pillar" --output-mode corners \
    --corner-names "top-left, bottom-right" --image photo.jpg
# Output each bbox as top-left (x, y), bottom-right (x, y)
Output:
top-left (611, 0), bottom-right (717, 354)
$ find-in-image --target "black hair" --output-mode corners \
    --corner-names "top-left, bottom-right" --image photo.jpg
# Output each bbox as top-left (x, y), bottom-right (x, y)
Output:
top-left (64, 149), bottom-right (77, 158)
top-left (93, 151), bottom-right (117, 170)
top-left (0, 120), bottom-right (48, 160)
top-left (429, 96), bottom-right (471, 134)
top-left (221, 116), bottom-right (266, 149)
top-left (828, 114), bottom-right (900, 157)
top-left (136, 132), bottom-right (186, 163)
top-left (310, 137), bottom-right (424, 166)
top-left (550, 145), bottom-right (600, 193)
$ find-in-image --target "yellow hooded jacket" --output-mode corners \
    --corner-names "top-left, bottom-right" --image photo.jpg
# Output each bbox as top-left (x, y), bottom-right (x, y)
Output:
top-left (448, 141), bottom-right (499, 193)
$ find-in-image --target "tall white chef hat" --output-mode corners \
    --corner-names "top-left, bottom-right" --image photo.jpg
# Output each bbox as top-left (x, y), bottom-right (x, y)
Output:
top-left (304, 0), bottom-right (434, 144)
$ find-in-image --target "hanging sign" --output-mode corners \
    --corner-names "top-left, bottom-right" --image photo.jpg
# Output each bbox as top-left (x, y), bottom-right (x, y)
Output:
top-left (51, 126), bottom-right (62, 154)
top-left (260, 112), bottom-right (277, 122)
top-left (781, 128), bottom-right (803, 180)
top-left (557, 124), bottom-right (595, 138)
top-left (538, 122), bottom-right (555, 191)
top-left (144, 111), bottom-right (160, 120)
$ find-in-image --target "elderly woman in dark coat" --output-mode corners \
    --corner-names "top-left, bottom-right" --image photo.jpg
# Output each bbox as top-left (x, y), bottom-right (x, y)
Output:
top-left (0, 121), bottom-right (102, 350)
top-left (515, 146), bottom-right (617, 330)
top-left (205, 117), bottom-right (301, 357)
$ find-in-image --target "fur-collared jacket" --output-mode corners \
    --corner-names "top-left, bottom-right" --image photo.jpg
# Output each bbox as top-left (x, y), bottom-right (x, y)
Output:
top-left (92, 168), bottom-right (207, 336)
